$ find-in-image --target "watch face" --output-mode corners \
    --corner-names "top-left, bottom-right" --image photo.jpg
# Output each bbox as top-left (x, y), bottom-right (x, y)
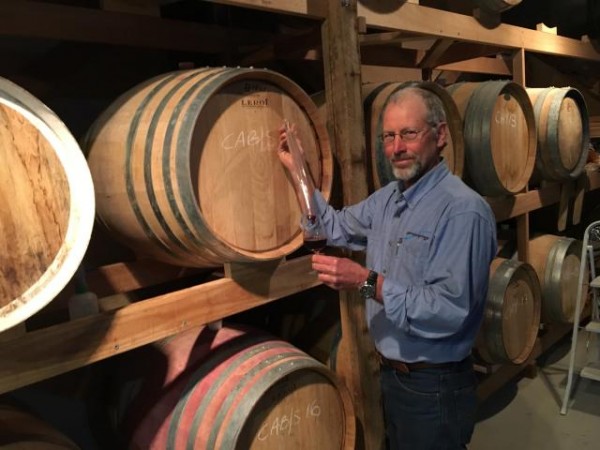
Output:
top-left (359, 284), bottom-right (375, 299)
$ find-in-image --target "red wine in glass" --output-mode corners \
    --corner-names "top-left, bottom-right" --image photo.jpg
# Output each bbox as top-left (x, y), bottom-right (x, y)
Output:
top-left (304, 237), bottom-right (327, 254)
top-left (303, 214), bottom-right (326, 254)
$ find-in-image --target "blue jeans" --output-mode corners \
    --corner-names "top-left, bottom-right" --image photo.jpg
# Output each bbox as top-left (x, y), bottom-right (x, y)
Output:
top-left (379, 359), bottom-right (477, 450)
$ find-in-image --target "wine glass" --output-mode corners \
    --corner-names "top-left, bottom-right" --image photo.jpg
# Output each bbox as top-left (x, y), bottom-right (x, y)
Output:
top-left (302, 213), bottom-right (327, 254)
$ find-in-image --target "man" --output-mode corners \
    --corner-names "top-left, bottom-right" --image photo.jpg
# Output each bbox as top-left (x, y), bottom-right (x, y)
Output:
top-left (278, 85), bottom-right (497, 449)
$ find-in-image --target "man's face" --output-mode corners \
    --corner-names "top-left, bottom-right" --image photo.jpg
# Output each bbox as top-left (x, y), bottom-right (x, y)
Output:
top-left (382, 94), bottom-right (447, 187)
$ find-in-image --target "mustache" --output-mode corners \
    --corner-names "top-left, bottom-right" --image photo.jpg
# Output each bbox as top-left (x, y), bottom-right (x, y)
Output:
top-left (391, 154), bottom-right (415, 162)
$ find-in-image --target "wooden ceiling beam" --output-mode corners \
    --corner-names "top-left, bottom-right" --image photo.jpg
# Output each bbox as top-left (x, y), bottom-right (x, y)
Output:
top-left (435, 56), bottom-right (512, 75)
top-left (417, 38), bottom-right (455, 68)
top-left (360, 31), bottom-right (429, 47)
top-left (210, 0), bottom-right (600, 61)
top-left (433, 42), bottom-right (507, 65)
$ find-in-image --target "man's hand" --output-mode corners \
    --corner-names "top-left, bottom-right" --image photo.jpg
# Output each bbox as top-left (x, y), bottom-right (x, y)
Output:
top-left (279, 121), bottom-right (309, 173)
top-left (312, 254), bottom-right (370, 290)
top-left (277, 123), bottom-right (295, 173)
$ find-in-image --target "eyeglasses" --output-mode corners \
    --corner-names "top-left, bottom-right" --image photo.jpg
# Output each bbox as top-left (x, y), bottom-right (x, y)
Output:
top-left (380, 127), bottom-right (431, 145)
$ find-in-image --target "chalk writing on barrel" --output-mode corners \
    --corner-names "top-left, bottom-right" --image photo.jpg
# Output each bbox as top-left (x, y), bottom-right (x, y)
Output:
top-left (257, 399), bottom-right (322, 441)
top-left (221, 127), bottom-right (277, 152)
top-left (495, 111), bottom-right (517, 128)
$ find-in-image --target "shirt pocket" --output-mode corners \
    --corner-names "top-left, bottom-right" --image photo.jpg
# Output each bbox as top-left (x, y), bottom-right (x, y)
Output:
top-left (378, 230), bottom-right (431, 281)
top-left (397, 231), bottom-right (431, 272)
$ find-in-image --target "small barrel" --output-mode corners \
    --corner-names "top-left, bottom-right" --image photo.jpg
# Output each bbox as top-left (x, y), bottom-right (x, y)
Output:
top-left (473, 0), bottom-right (522, 13)
top-left (0, 77), bottom-right (95, 334)
top-left (0, 402), bottom-right (80, 449)
top-left (526, 87), bottom-right (589, 182)
top-left (115, 325), bottom-right (355, 450)
top-left (85, 67), bottom-right (333, 267)
top-left (528, 234), bottom-right (587, 324)
top-left (477, 257), bottom-right (541, 364)
top-left (362, 81), bottom-right (465, 189)
top-left (447, 80), bottom-right (537, 196)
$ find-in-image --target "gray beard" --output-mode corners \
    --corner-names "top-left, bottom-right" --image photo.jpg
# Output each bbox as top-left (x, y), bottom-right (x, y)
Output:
top-left (392, 160), bottom-right (422, 181)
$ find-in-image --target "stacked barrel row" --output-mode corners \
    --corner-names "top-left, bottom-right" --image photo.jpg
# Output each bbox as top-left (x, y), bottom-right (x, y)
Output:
top-left (0, 69), bottom-right (591, 438)
top-left (1, 67), bottom-right (335, 334)
top-left (0, 70), bottom-right (352, 449)
top-left (363, 80), bottom-right (590, 194)
top-left (476, 233), bottom-right (587, 365)
top-left (2, 71), bottom-right (589, 332)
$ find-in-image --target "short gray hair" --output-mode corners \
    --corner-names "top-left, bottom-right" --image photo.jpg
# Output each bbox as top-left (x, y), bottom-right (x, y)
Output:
top-left (385, 84), bottom-right (447, 128)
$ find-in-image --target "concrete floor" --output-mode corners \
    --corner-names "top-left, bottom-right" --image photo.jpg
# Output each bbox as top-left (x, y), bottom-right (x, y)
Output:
top-left (471, 330), bottom-right (600, 450)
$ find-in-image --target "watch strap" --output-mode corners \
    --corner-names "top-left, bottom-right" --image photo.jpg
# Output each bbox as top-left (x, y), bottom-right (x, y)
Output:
top-left (366, 270), bottom-right (378, 287)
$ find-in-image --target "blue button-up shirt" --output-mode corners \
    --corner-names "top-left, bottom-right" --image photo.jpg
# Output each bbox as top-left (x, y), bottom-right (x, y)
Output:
top-left (313, 161), bottom-right (497, 363)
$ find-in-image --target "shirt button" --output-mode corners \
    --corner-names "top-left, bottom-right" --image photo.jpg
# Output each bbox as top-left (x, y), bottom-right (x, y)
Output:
top-left (382, 269), bottom-right (387, 275)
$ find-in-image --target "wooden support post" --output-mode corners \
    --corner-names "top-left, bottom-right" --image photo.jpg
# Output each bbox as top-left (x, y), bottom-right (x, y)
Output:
top-left (558, 181), bottom-right (574, 231)
top-left (512, 48), bottom-right (530, 263)
top-left (511, 47), bottom-right (525, 84)
top-left (323, 1), bottom-right (383, 449)
top-left (573, 175), bottom-right (587, 226)
top-left (516, 214), bottom-right (530, 263)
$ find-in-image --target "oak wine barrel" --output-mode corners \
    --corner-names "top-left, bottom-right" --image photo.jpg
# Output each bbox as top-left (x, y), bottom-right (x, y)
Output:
top-left (476, 258), bottom-right (541, 364)
top-left (362, 81), bottom-right (465, 190)
top-left (85, 67), bottom-right (333, 267)
top-left (0, 402), bottom-right (80, 449)
top-left (447, 80), bottom-right (537, 196)
top-left (114, 324), bottom-right (355, 450)
top-left (0, 77), bottom-right (95, 334)
top-left (526, 87), bottom-right (589, 182)
top-left (528, 234), bottom-right (587, 324)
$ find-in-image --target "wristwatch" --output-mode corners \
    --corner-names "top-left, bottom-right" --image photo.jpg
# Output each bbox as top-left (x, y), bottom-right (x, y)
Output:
top-left (359, 270), bottom-right (378, 300)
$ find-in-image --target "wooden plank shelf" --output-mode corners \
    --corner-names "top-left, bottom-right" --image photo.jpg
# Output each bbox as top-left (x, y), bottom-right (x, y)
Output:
top-left (487, 170), bottom-right (600, 222)
top-left (0, 255), bottom-right (320, 395)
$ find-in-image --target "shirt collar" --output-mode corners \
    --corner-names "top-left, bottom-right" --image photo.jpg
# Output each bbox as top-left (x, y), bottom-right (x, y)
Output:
top-left (395, 159), bottom-right (450, 209)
